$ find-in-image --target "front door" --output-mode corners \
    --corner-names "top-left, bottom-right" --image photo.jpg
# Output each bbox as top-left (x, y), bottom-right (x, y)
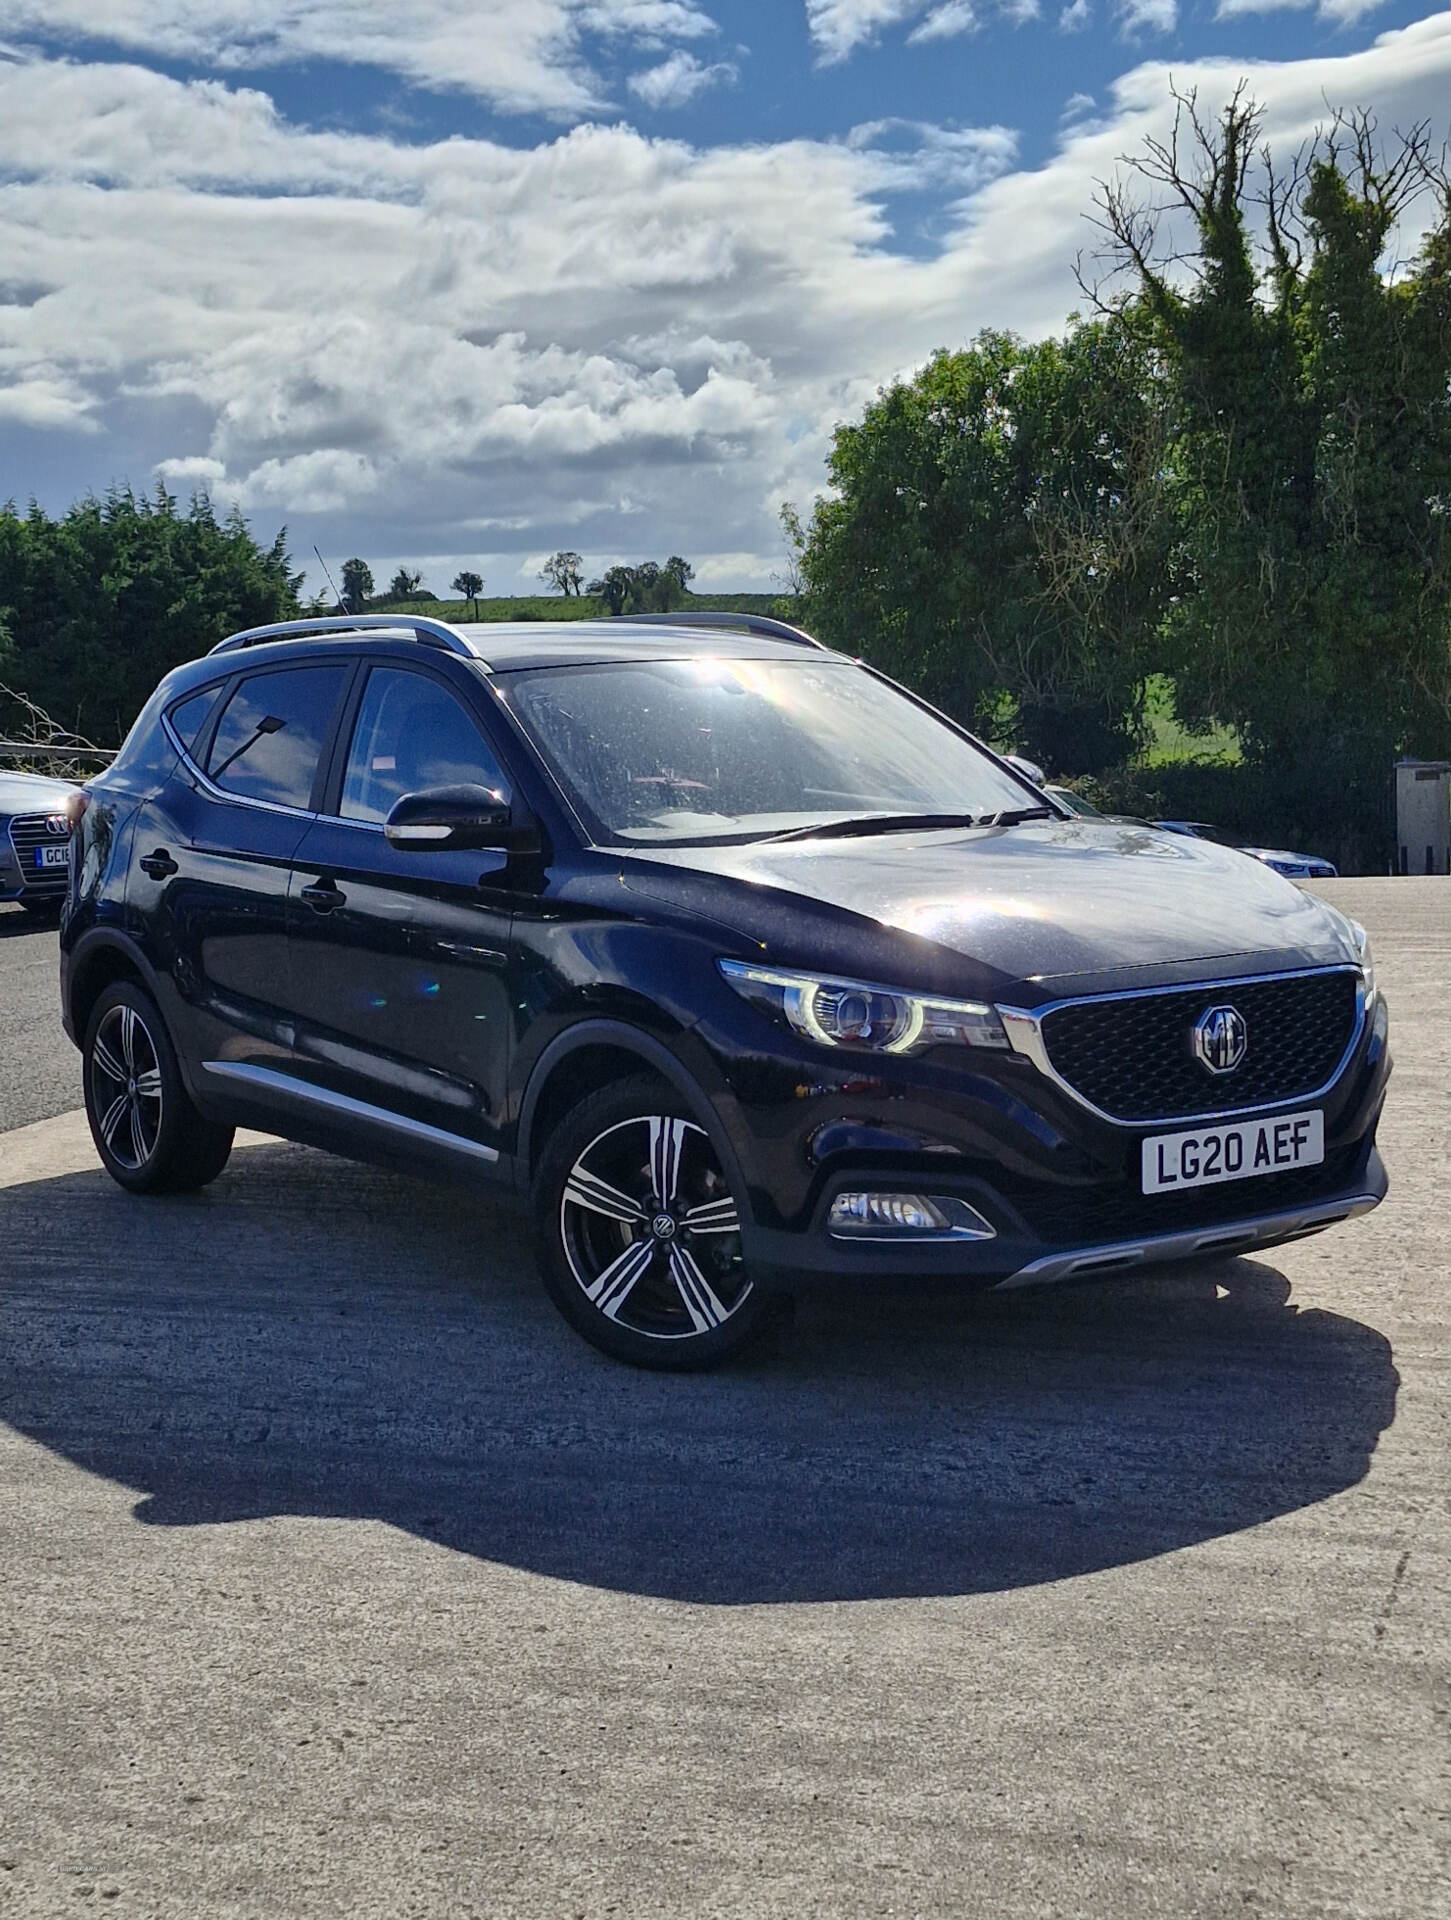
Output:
top-left (283, 662), bottom-right (520, 1163)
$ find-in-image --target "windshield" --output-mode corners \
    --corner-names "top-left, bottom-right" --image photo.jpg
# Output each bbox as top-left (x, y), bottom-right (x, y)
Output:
top-left (498, 657), bottom-right (1043, 845)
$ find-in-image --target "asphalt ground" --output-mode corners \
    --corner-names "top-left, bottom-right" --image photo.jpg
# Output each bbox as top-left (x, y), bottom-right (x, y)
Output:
top-left (0, 905), bottom-right (77, 1132)
top-left (0, 879), bottom-right (1446, 1917)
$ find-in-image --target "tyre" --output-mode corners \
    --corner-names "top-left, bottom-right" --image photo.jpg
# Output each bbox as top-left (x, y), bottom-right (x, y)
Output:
top-left (533, 1075), bottom-right (774, 1370)
top-left (82, 982), bottom-right (235, 1194)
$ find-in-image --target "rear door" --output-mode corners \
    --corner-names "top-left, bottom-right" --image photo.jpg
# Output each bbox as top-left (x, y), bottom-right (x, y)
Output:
top-left (281, 661), bottom-right (520, 1166)
top-left (131, 659), bottom-right (353, 1074)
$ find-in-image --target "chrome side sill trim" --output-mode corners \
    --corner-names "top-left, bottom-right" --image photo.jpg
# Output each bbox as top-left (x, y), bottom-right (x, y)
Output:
top-left (201, 1060), bottom-right (500, 1162)
top-left (996, 1190), bottom-right (1382, 1290)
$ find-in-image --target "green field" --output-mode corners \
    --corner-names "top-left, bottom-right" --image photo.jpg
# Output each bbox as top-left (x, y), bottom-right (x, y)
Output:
top-left (365, 591), bottom-right (788, 623)
top-left (1139, 673), bottom-right (1241, 767)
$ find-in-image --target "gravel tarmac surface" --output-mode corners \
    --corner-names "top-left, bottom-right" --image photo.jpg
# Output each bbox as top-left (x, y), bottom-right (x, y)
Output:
top-left (0, 905), bottom-right (75, 1132)
top-left (0, 878), bottom-right (1446, 1917)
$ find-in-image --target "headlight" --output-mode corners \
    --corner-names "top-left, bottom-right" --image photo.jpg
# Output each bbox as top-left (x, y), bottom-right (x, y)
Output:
top-left (718, 959), bottom-right (1008, 1054)
top-left (1348, 919), bottom-right (1376, 1002)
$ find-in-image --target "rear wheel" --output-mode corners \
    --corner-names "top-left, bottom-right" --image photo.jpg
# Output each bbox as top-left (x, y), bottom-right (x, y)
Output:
top-left (533, 1076), bottom-right (773, 1370)
top-left (82, 982), bottom-right (234, 1194)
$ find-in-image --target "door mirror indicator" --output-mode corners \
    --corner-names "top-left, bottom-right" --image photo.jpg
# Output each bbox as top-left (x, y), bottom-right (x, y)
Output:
top-left (384, 784), bottom-right (512, 851)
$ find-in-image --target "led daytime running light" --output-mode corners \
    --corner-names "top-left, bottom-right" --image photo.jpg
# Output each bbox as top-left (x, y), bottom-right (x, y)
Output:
top-left (719, 960), bottom-right (1007, 1055)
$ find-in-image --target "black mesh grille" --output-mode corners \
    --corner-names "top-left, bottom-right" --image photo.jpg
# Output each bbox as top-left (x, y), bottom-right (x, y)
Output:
top-left (995, 1147), bottom-right (1363, 1248)
top-left (7, 812), bottom-right (70, 896)
top-left (1039, 970), bottom-right (1360, 1123)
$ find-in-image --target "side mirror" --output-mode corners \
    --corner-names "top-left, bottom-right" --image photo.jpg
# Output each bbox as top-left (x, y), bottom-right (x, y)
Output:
top-left (384, 784), bottom-right (512, 852)
top-left (1003, 752), bottom-right (1047, 790)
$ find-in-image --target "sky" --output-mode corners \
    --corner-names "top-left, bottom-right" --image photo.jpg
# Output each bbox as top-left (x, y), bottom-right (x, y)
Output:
top-left (1, 2), bottom-right (1449, 597)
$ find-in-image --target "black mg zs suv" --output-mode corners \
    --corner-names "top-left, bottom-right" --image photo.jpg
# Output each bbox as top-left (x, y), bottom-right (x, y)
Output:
top-left (60, 612), bottom-right (1389, 1369)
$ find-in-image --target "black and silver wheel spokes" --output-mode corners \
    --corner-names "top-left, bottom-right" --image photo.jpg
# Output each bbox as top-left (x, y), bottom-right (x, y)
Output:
top-left (560, 1114), bottom-right (749, 1341)
top-left (91, 1004), bottom-right (163, 1171)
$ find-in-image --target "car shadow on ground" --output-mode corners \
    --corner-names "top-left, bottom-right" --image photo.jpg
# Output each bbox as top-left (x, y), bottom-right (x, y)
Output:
top-left (0, 904), bottom-right (57, 940)
top-left (0, 1142), bottom-right (1398, 1605)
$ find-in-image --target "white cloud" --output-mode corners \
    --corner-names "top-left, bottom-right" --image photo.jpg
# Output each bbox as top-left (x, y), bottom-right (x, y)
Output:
top-left (807, 0), bottom-right (1036, 55)
top-left (1060, 0), bottom-right (1093, 28)
top-left (806, 1), bottom-right (924, 61)
top-left (0, 0), bottom-right (722, 115)
top-left (3, 15), bottom-right (1451, 588)
top-left (1117, 0), bottom-right (1177, 31)
top-left (1216, 0), bottom-right (1390, 22)
top-left (907, 2), bottom-right (980, 40)
top-left (627, 49), bottom-right (737, 108)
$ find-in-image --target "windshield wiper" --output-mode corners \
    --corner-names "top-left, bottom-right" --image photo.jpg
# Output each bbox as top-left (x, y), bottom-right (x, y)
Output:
top-left (763, 805), bottom-right (1057, 844)
top-left (763, 812), bottom-right (986, 844)
top-left (974, 805), bottom-right (1056, 828)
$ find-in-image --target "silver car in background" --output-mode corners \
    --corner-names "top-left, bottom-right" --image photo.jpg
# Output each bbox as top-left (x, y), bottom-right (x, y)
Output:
top-left (0, 769), bottom-right (80, 919)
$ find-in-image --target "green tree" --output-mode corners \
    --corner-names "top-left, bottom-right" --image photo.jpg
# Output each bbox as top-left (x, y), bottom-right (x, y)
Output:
top-left (1095, 89), bottom-right (1451, 811)
top-left (451, 569), bottom-right (483, 614)
top-left (0, 485), bottom-right (301, 740)
top-left (587, 565), bottom-right (635, 616)
top-left (387, 566), bottom-right (423, 600)
top-left (539, 551), bottom-right (584, 596)
top-left (802, 319), bottom-right (1171, 770)
top-left (340, 557), bottom-right (373, 613)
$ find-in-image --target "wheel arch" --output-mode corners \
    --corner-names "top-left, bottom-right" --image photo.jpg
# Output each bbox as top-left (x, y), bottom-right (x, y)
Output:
top-left (66, 930), bottom-right (163, 1044)
top-left (517, 1020), bottom-right (752, 1216)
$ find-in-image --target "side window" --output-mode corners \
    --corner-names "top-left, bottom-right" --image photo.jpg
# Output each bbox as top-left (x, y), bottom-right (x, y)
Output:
top-left (206, 664), bottom-right (348, 810)
top-left (339, 668), bottom-right (508, 824)
top-left (167, 685), bottom-right (222, 755)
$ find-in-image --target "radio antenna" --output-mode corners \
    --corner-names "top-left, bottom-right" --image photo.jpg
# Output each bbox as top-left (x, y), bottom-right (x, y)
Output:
top-left (313, 546), bottom-right (347, 613)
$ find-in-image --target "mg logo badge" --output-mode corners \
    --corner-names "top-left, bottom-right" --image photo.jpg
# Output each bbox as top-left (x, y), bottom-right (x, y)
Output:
top-left (1193, 1004), bottom-right (1248, 1075)
top-left (45, 815), bottom-right (69, 836)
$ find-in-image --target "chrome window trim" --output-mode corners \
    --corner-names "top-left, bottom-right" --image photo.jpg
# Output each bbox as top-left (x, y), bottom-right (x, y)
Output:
top-left (995, 964), bottom-right (1367, 1130)
top-left (162, 708), bottom-right (320, 824)
top-left (201, 1061), bottom-right (500, 1162)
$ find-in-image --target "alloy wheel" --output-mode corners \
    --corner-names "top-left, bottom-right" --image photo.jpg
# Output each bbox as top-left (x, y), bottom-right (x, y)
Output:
top-left (89, 1002), bottom-right (164, 1172)
top-left (559, 1114), bottom-right (750, 1341)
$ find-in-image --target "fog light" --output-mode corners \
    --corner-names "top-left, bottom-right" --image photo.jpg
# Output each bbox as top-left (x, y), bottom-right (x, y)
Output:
top-left (827, 1192), bottom-right (996, 1240)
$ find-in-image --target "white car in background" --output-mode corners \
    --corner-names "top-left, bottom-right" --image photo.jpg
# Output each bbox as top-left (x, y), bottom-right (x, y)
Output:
top-left (0, 769), bottom-right (80, 919)
top-left (1155, 820), bottom-right (1339, 880)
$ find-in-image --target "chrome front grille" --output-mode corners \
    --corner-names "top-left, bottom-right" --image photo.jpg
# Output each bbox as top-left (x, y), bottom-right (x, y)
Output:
top-left (1034, 968), bottom-right (1362, 1124)
top-left (8, 812), bottom-right (71, 893)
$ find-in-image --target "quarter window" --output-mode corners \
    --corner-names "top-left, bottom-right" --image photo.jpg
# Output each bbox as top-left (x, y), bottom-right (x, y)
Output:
top-left (167, 685), bottom-right (222, 754)
top-left (339, 668), bottom-right (507, 824)
top-left (206, 664), bottom-right (348, 810)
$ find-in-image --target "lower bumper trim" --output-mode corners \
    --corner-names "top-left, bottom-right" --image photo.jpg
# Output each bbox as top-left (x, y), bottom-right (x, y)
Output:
top-left (997, 1187), bottom-right (1383, 1290)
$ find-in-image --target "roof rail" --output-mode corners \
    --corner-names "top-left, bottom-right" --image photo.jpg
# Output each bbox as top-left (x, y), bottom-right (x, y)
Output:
top-left (613, 611), bottom-right (828, 650)
top-left (210, 614), bottom-right (473, 658)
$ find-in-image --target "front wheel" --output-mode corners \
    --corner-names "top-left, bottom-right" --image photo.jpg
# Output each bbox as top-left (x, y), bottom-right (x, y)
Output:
top-left (533, 1076), bottom-right (775, 1370)
top-left (82, 982), bottom-right (234, 1194)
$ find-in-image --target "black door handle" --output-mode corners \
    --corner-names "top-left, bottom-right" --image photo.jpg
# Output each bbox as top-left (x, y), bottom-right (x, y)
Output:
top-left (300, 881), bottom-right (346, 914)
top-left (139, 849), bottom-right (178, 880)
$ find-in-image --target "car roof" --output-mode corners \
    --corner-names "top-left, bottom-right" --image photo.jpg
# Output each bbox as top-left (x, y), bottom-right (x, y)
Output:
top-left (451, 620), bottom-right (849, 672)
top-left (166, 615), bottom-right (852, 692)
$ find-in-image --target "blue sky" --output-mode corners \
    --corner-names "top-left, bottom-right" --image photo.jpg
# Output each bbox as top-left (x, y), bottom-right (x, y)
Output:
top-left (1, 1), bottom-right (1449, 594)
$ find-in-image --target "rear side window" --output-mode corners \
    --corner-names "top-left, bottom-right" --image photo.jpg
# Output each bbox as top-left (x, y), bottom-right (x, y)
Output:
top-left (206, 664), bottom-right (348, 810)
top-left (167, 685), bottom-right (222, 754)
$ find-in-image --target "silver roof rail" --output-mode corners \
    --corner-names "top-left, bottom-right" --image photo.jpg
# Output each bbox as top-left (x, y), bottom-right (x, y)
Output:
top-left (613, 611), bottom-right (828, 650)
top-left (211, 614), bottom-right (473, 657)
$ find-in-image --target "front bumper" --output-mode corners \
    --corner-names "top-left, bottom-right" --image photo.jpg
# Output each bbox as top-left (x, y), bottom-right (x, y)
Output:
top-left (697, 975), bottom-right (1392, 1292)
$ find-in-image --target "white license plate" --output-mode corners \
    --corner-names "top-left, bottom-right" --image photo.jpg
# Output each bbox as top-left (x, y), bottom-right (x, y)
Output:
top-left (1141, 1109), bottom-right (1324, 1194)
top-left (34, 845), bottom-right (69, 870)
